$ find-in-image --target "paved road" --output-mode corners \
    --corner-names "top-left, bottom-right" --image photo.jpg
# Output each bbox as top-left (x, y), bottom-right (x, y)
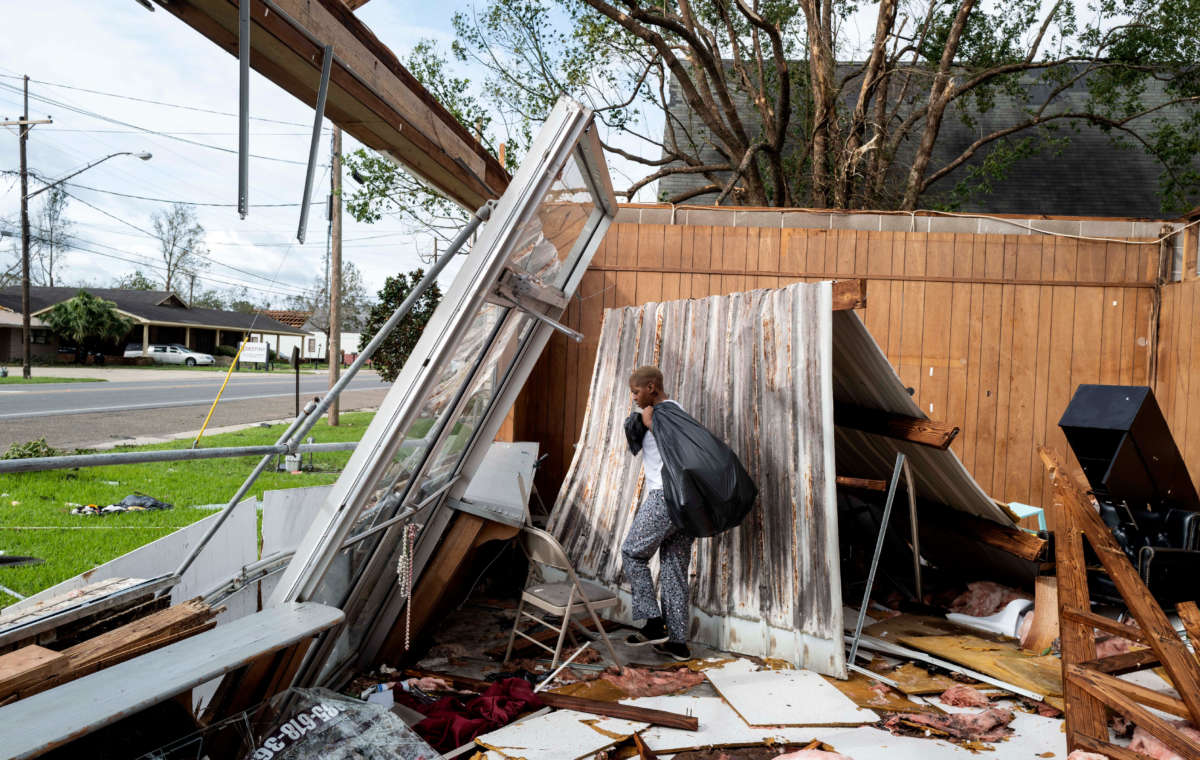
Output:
top-left (0, 373), bottom-right (381, 419)
top-left (0, 370), bottom-right (391, 449)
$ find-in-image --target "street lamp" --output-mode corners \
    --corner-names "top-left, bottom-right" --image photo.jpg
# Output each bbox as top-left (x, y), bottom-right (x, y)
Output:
top-left (19, 150), bottom-right (153, 378)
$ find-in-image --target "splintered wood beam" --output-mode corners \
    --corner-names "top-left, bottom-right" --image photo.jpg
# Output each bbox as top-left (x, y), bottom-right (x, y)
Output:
top-left (832, 279), bottom-right (867, 310)
top-left (1043, 446), bottom-right (1200, 731)
top-left (343, 0), bottom-right (371, 9)
top-left (161, 0), bottom-right (507, 209)
top-left (1072, 735), bottom-right (1161, 760)
top-left (1070, 665), bottom-right (1200, 757)
top-left (538, 693), bottom-right (699, 731)
top-left (1177, 601), bottom-right (1200, 647)
top-left (919, 502), bottom-right (1048, 562)
top-left (1079, 647), bottom-right (1159, 675)
top-left (1043, 447), bottom-right (1108, 749)
top-left (1069, 664), bottom-right (1190, 719)
top-left (834, 402), bottom-right (959, 450)
top-left (0, 646), bottom-right (68, 701)
top-left (836, 475), bottom-right (888, 491)
top-left (1061, 609), bottom-right (1150, 646)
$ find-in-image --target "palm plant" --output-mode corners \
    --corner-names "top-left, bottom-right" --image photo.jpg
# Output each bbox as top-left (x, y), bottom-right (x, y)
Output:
top-left (43, 290), bottom-right (133, 363)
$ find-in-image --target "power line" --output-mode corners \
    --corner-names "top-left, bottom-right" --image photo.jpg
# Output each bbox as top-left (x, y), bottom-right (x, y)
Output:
top-left (0, 73), bottom-right (313, 128)
top-left (0, 81), bottom-right (310, 166)
top-left (50, 189), bottom-right (312, 297)
top-left (6, 169), bottom-right (327, 208)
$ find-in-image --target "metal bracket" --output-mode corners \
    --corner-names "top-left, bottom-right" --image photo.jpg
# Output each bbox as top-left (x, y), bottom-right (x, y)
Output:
top-left (297, 45), bottom-right (333, 243)
top-left (489, 270), bottom-right (581, 342)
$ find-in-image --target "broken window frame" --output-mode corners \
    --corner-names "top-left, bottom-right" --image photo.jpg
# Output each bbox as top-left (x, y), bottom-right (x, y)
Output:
top-left (266, 97), bottom-right (615, 685)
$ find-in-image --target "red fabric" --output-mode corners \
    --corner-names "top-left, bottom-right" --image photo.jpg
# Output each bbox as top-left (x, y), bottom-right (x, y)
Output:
top-left (412, 678), bottom-right (544, 752)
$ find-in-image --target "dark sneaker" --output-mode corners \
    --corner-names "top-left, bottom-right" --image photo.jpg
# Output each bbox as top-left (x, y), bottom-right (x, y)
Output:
top-left (653, 641), bottom-right (692, 661)
top-left (625, 617), bottom-right (669, 646)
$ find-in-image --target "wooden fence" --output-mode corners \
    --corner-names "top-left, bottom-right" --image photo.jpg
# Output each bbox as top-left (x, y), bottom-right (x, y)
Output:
top-left (512, 206), bottom-right (1193, 526)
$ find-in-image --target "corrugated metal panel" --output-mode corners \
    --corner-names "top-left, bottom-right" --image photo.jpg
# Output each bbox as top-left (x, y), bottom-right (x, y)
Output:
top-left (548, 281), bottom-right (844, 676)
top-left (829, 310), bottom-right (1012, 524)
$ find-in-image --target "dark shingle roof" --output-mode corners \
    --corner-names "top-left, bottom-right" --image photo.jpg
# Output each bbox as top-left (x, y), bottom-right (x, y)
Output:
top-left (0, 287), bottom-right (306, 335)
top-left (659, 64), bottom-right (1199, 217)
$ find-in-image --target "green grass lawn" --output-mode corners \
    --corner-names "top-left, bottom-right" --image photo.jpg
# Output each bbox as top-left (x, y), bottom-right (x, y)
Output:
top-left (0, 376), bottom-right (106, 384)
top-left (0, 411), bottom-right (378, 606)
top-left (114, 363), bottom-right (338, 374)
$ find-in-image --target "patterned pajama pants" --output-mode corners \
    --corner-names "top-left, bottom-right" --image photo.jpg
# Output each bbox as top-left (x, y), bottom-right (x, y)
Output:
top-left (621, 489), bottom-right (694, 643)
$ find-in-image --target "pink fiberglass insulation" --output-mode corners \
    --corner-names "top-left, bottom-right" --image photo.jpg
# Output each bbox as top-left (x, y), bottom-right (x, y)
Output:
top-left (939, 684), bottom-right (990, 707)
top-left (601, 666), bottom-right (706, 697)
top-left (775, 751), bottom-right (856, 760)
top-left (882, 707), bottom-right (1016, 743)
top-left (1065, 752), bottom-right (1110, 760)
top-left (1129, 720), bottom-right (1200, 760)
top-left (949, 582), bottom-right (1030, 617)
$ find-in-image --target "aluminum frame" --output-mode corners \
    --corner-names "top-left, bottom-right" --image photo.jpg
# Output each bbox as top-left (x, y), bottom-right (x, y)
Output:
top-left (268, 98), bottom-right (615, 683)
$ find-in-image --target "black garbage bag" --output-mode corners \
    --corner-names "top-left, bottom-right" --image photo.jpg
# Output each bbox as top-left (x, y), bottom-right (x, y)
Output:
top-left (624, 402), bottom-right (757, 537)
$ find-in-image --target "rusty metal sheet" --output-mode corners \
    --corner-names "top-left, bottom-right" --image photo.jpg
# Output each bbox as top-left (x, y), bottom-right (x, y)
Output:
top-left (548, 281), bottom-right (844, 676)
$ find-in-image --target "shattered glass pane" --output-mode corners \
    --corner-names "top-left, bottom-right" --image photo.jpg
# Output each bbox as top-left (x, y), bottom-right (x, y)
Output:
top-left (509, 149), bottom-right (595, 288)
top-left (138, 688), bottom-right (438, 760)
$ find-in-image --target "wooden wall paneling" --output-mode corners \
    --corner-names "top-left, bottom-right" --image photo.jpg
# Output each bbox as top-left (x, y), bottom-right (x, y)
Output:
top-left (862, 230), bottom-right (893, 352)
top-left (971, 235), bottom-right (1004, 495)
top-left (899, 232), bottom-right (928, 405)
top-left (806, 230), bottom-right (829, 280)
top-left (1134, 239), bottom-right (1160, 387)
top-left (690, 226), bottom-right (712, 299)
top-left (1177, 280), bottom-right (1200, 478)
top-left (1119, 242), bottom-right (1141, 385)
top-left (1099, 241), bottom-right (1128, 385)
top-left (990, 237), bottom-right (1019, 500)
top-left (944, 236), bottom-right (974, 461)
top-left (1043, 237), bottom-right (1079, 523)
top-left (614, 224), bottom-right (640, 308)
top-left (835, 229), bottom-right (856, 278)
top-left (886, 229), bottom-right (907, 375)
top-left (921, 232), bottom-right (955, 423)
top-left (757, 227), bottom-right (781, 290)
top-left (662, 224), bottom-right (684, 302)
top-left (1029, 235), bottom-right (1056, 511)
top-left (959, 235), bottom-right (986, 474)
top-left (1003, 236), bottom-right (1043, 503)
top-left (635, 224), bottom-right (666, 307)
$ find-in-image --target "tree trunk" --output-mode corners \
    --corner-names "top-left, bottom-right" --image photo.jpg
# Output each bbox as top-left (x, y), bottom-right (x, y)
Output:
top-left (901, 0), bottom-right (976, 209)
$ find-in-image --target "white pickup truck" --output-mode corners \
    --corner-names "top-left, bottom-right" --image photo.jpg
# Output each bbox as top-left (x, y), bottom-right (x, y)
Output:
top-left (124, 343), bottom-right (216, 366)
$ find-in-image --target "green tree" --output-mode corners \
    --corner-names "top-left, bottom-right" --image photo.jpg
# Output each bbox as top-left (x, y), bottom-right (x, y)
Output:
top-left (358, 270), bottom-right (442, 383)
top-left (355, 0), bottom-right (1200, 214)
top-left (113, 270), bottom-right (159, 290)
top-left (42, 290), bottom-right (133, 363)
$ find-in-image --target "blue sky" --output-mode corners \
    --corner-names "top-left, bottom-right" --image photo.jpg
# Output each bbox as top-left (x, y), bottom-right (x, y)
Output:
top-left (0, 1), bottom-right (496, 306)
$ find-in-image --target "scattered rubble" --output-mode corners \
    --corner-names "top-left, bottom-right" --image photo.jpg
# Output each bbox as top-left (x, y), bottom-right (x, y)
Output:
top-left (881, 707), bottom-right (1016, 744)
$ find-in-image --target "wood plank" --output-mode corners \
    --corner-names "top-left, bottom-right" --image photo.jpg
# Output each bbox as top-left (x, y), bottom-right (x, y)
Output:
top-left (1074, 735), bottom-right (1160, 760)
top-left (1044, 445), bottom-right (1112, 749)
top-left (1070, 664), bottom-right (1200, 758)
top-left (898, 232), bottom-right (928, 405)
top-left (539, 692), bottom-right (699, 731)
top-left (895, 634), bottom-right (1063, 701)
top-left (1177, 601), bottom-right (1200, 650)
top-left (1070, 664), bottom-right (1190, 719)
top-left (0, 646), bottom-right (68, 700)
top-left (832, 279), bottom-right (867, 310)
top-left (1004, 236), bottom-right (1043, 504)
top-left (920, 233), bottom-right (955, 421)
top-left (833, 402), bottom-right (959, 450)
top-left (835, 476), bottom-right (888, 492)
top-left (990, 239), bottom-right (1019, 500)
top-left (0, 603), bottom-right (343, 760)
top-left (1060, 609), bottom-right (1149, 646)
top-left (1019, 575), bottom-right (1060, 652)
top-left (1079, 647), bottom-right (1159, 675)
top-left (862, 230), bottom-right (893, 357)
top-left (972, 235), bottom-right (1004, 495)
top-left (1044, 447), bottom-right (1200, 725)
top-left (915, 501), bottom-right (1047, 561)
top-left (822, 670), bottom-right (944, 714)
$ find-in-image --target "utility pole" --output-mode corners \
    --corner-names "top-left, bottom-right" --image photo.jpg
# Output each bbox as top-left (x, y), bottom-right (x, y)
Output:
top-left (328, 126), bottom-right (342, 425)
top-left (188, 273), bottom-right (196, 307)
top-left (18, 76), bottom-right (31, 380)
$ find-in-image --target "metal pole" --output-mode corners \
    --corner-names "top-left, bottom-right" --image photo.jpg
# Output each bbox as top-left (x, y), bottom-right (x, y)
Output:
top-left (329, 125), bottom-right (342, 425)
top-left (903, 458), bottom-right (922, 602)
top-left (0, 440), bottom-right (356, 475)
top-left (283, 202), bottom-right (493, 452)
top-left (174, 398), bottom-right (318, 580)
top-left (237, 0), bottom-right (250, 218)
top-left (297, 45), bottom-right (332, 244)
top-left (846, 452), bottom-right (905, 669)
top-left (19, 75), bottom-right (31, 380)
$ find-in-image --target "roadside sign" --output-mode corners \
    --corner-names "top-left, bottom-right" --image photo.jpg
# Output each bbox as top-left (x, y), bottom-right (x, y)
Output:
top-left (242, 341), bottom-right (268, 364)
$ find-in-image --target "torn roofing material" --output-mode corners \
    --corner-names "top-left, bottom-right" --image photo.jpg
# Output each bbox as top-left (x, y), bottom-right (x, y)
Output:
top-left (829, 309), bottom-right (1011, 525)
top-left (264, 96), bottom-right (616, 687)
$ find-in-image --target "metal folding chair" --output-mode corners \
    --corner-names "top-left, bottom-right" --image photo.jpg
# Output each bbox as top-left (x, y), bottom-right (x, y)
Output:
top-left (503, 526), bottom-right (621, 669)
